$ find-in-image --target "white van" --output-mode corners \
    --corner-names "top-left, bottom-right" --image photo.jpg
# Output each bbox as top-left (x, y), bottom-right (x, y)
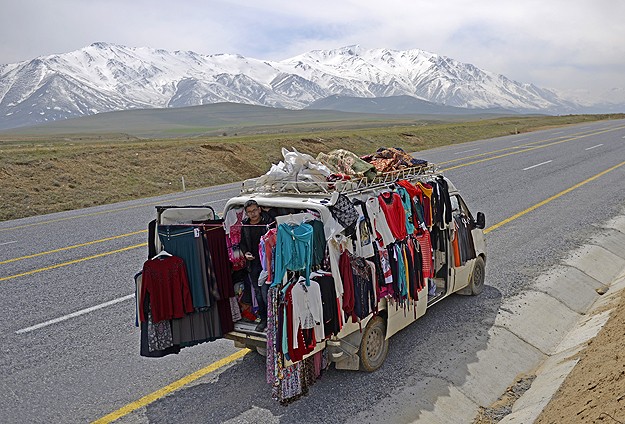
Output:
top-left (220, 166), bottom-right (486, 372)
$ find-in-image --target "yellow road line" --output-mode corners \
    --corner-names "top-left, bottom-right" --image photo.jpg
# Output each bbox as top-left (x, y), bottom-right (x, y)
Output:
top-left (437, 125), bottom-right (625, 167)
top-left (0, 187), bottom-right (237, 232)
top-left (0, 243), bottom-right (146, 282)
top-left (0, 230), bottom-right (147, 265)
top-left (91, 349), bottom-right (250, 424)
top-left (484, 159), bottom-right (625, 234)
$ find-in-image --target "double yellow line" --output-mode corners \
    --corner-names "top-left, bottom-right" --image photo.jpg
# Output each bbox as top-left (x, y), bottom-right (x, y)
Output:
top-left (0, 230), bottom-right (146, 266)
top-left (0, 230), bottom-right (148, 282)
top-left (0, 243), bottom-right (147, 282)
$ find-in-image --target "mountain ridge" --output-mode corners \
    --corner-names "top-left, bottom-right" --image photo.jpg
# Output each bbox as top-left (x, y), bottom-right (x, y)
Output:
top-left (0, 43), bottom-right (607, 130)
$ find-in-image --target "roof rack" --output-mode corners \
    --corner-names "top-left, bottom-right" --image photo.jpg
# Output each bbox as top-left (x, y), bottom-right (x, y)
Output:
top-left (240, 164), bottom-right (442, 197)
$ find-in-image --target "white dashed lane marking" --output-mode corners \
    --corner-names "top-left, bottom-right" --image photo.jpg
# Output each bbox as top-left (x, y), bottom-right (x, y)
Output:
top-left (15, 294), bottom-right (134, 334)
top-left (523, 160), bottom-right (553, 171)
top-left (585, 144), bottom-right (604, 151)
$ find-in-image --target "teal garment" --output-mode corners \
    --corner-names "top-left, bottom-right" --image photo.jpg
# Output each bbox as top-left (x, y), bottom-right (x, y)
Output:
top-left (158, 226), bottom-right (208, 309)
top-left (397, 187), bottom-right (415, 235)
top-left (282, 283), bottom-right (290, 361)
top-left (271, 222), bottom-right (314, 287)
top-left (311, 219), bottom-right (326, 267)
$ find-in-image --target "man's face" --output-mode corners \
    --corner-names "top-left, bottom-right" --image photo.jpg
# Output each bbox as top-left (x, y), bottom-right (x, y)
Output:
top-left (245, 205), bottom-right (261, 221)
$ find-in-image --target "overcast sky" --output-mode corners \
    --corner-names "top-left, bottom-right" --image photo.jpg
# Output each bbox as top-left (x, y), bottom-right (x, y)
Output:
top-left (1, 0), bottom-right (623, 97)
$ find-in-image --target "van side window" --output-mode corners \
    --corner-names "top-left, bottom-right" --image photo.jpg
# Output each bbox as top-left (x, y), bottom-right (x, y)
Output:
top-left (453, 195), bottom-right (473, 220)
top-left (450, 195), bottom-right (460, 213)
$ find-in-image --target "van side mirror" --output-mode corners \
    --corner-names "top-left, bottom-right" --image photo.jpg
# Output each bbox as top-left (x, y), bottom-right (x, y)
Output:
top-left (476, 212), bottom-right (486, 229)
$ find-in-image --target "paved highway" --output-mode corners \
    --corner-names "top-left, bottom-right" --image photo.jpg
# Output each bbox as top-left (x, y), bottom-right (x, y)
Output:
top-left (1, 119), bottom-right (624, 423)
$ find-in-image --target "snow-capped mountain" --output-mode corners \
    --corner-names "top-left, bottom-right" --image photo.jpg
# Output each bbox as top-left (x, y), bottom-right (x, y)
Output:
top-left (0, 43), bottom-right (582, 130)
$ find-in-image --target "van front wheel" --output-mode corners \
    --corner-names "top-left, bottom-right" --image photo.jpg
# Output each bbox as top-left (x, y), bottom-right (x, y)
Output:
top-left (468, 256), bottom-right (485, 295)
top-left (359, 316), bottom-right (389, 372)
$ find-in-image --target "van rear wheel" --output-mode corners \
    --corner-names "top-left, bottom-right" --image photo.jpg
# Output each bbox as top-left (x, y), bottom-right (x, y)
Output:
top-left (359, 316), bottom-right (389, 372)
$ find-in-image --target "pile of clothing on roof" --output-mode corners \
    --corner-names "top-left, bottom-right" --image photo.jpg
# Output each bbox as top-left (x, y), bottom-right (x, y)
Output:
top-left (255, 146), bottom-right (428, 191)
top-left (361, 147), bottom-right (428, 173)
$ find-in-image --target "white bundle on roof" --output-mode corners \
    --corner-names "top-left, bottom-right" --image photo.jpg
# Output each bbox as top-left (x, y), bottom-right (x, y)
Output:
top-left (255, 147), bottom-right (332, 192)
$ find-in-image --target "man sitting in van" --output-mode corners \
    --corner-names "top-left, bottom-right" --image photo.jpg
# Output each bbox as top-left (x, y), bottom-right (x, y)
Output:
top-left (240, 200), bottom-right (275, 332)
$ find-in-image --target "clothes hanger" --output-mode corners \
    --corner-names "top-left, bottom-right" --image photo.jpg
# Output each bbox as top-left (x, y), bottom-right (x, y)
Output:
top-left (286, 214), bottom-right (298, 226)
top-left (152, 249), bottom-right (172, 260)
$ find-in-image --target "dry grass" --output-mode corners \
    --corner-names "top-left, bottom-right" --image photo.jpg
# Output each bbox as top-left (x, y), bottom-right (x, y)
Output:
top-left (1, 114), bottom-right (622, 221)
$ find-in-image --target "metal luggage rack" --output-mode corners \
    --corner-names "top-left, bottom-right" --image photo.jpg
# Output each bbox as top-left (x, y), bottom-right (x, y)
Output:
top-left (240, 164), bottom-right (441, 196)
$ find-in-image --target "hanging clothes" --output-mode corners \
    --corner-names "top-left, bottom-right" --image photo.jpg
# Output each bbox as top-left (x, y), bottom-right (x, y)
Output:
top-left (312, 272), bottom-right (341, 336)
top-left (272, 222), bottom-right (314, 287)
top-left (374, 237), bottom-right (394, 299)
top-left (378, 191), bottom-right (407, 241)
top-left (396, 186), bottom-right (415, 236)
top-left (202, 221), bottom-right (236, 334)
top-left (326, 235), bottom-right (351, 298)
top-left (158, 226), bottom-right (209, 309)
top-left (429, 177), bottom-right (453, 230)
top-left (291, 278), bottom-right (325, 350)
top-left (139, 255), bottom-right (194, 323)
top-left (139, 295), bottom-right (181, 357)
top-left (224, 208), bottom-right (247, 271)
top-left (453, 214), bottom-right (477, 265)
top-left (416, 182), bottom-right (433, 229)
top-left (171, 307), bottom-right (222, 347)
top-left (350, 256), bottom-right (376, 320)
top-left (328, 193), bottom-right (359, 236)
top-left (136, 272), bottom-right (180, 357)
top-left (365, 195), bottom-right (396, 248)
top-left (260, 228), bottom-right (278, 282)
top-left (338, 250), bottom-right (355, 321)
top-left (416, 230), bottom-right (434, 280)
top-left (353, 202), bottom-right (375, 258)
top-left (310, 220), bottom-right (327, 267)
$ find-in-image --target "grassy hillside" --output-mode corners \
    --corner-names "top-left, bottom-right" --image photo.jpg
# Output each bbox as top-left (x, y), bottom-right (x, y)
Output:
top-left (1, 114), bottom-right (622, 221)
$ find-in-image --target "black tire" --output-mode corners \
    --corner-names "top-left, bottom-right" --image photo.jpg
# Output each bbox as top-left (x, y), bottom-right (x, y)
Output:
top-left (468, 256), bottom-right (485, 295)
top-left (359, 315), bottom-right (389, 372)
top-left (256, 346), bottom-right (267, 357)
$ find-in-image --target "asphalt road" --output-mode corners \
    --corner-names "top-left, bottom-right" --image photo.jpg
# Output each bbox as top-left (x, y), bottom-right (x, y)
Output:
top-left (1, 118), bottom-right (624, 423)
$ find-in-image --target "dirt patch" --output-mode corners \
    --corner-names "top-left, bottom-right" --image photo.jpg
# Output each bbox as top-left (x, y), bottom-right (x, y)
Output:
top-left (200, 143), bottom-right (235, 153)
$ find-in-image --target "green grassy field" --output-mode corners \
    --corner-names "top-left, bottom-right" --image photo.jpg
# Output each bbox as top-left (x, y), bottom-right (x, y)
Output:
top-left (1, 114), bottom-right (622, 221)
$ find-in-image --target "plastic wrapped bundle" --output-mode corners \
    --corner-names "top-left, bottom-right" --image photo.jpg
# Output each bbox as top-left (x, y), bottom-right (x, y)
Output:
top-left (316, 149), bottom-right (377, 181)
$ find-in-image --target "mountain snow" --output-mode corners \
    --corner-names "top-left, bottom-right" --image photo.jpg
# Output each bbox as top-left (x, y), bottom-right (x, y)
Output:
top-left (0, 42), bottom-right (586, 130)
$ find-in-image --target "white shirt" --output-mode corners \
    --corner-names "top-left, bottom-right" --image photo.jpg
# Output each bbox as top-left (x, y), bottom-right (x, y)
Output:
top-left (291, 278), bottom-right (325, 348)
top-left (365, 196), bottom-right (395, 247)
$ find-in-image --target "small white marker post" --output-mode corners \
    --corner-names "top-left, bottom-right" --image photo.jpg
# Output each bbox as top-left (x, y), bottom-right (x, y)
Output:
top-left (182, 176), bottom-right (186, 192)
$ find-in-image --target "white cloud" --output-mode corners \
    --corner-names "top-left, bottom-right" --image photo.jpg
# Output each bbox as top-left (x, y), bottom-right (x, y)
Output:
top-left (1, 0), bottom-right (623, 95)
